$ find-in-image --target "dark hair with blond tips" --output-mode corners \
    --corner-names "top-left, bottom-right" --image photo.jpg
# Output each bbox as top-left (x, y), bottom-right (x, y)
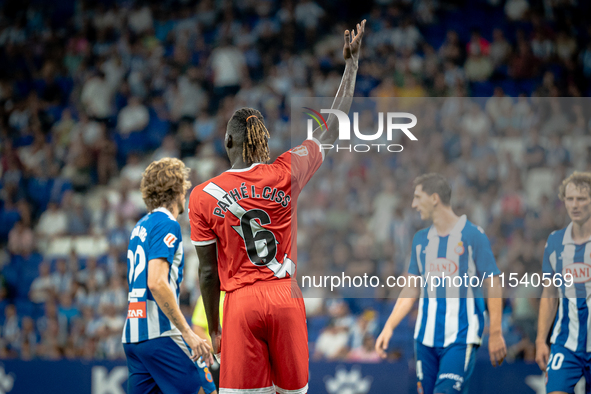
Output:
top-left (558, 171), bottom-right (591, 201)
top-left (140, 158), bottom-right (191, 212)
top-left (228, 108), bottom-right (270, 164)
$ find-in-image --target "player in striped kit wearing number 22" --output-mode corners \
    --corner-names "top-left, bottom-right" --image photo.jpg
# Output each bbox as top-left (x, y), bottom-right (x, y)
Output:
top-left (376, 173), bottom-right (507, 394)
top-left (122, 158), bottom-right (216, 394)
top-left (536, 171), bottom-right (591, 394)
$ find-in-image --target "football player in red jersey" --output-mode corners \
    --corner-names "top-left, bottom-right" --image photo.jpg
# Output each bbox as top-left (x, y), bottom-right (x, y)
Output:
top-left (190, 20), bottom-right (365, 394)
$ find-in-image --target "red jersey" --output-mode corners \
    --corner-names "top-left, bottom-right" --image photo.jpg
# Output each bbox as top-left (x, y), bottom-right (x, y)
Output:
top-left (189, 139), bottom-right (324, 292)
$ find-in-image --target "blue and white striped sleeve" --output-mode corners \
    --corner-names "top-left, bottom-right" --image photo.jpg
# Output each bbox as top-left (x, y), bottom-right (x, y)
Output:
top-left (472, 226), bottom-right (501, 276)
top-left (542, 234), bottom-right (554, 274)
top-left (408, 233), bottom-right (421, 276)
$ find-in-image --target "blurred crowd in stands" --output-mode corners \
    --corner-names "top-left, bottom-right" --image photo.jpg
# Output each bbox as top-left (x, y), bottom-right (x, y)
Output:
top-left (0, 0), bottom-right (590, 362)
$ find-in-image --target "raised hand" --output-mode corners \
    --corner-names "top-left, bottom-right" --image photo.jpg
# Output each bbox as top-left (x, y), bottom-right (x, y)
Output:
top-left (343, 19), bottom-right (366, 63)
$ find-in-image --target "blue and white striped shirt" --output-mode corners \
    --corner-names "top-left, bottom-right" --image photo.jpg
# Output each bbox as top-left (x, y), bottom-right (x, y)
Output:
top-left (122, 207), bottom-right (185, 344)
top-left (543, 222), bottom-right (591, 353)
top-left (408, 215), bottom-right (500, 348)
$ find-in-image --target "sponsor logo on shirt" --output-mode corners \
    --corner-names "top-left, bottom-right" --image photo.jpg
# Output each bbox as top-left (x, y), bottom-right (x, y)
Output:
top-left (291, 145), bottom-right (309, 157)
top-left (428, 258), bottom-right (458, 276)
top-left (164, 233), bottom-right (177, 248)
top-left (127, 302), bottom-right (146, 318)
top-left (563, 262), bottom-right (591, 283)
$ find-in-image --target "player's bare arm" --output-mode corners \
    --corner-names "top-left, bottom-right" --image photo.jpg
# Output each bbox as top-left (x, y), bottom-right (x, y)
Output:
top-left (535, 285), bottom-right (559, 371)
top-left (483, 277), bottom-right (507, 367)
top-left (148, 257), bottom-right (213, 366)
top-left (196, 243), bottom-right (222, 356)
top-left (375, 277), bottom-right (420, 358)
top-left (313, 19), bottom-right (365, 147)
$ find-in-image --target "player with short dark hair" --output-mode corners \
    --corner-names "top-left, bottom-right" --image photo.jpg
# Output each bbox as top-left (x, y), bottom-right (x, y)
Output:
top-left (536, 171), bottom-right (591, 394)
top-left (190, 20), bottom-right (366, 394)
top-left (413, 173), bottom-right (452, 206)
top-left (376, 173), bottom-right (506, 394)
top-left (123, 158), bottom-right (216, 394)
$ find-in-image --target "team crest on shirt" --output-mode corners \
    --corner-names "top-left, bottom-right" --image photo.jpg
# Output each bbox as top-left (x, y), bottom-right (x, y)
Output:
top-left (455, 241), bottom-right (464, 255)
top-left (291, 145), bottom-right (309, 157)
top-left (417, 382), bottom-right (424, 394)
top-left (562, 262), bottom-right (591, 283)
top-left (164, 233), bottom-right (177, 248)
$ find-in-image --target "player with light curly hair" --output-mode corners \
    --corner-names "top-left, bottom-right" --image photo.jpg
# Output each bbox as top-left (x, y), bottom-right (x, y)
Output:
top-left (140, 157), bottom-right (192, 213)
top-left (536, 171), bottom-right (591, 394)
top-left (123, 157), bottom-right (217, 394)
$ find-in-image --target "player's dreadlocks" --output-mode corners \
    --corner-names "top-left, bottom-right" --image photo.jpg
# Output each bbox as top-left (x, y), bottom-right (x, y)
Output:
top-left (228, 108), bottom-right (271, 164)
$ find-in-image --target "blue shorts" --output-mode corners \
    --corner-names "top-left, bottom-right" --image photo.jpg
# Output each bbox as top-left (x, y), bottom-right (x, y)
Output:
top-left (546, 344), bottom-right (591, 394)
top-left (124, 335), bottom-right (216, 394)
top-left (415, 341), bottom-right (478, 394)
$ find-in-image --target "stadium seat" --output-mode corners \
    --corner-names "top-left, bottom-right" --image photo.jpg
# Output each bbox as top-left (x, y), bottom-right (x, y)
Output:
top-left (73, 236), bottom-right (109, 258)
top-left (45, 237), bottom-right (74, 257)
top-left (55, 77), bottom-right (74, 101)
top-left (15, 299), bottom-right (34, 318)
top-left (562, 135), bottom-right (591, 169)
top-left (0, 208), bottom-right (21, 241)
top-left (307, 316), bottom-right (330, 343)
top-left (493, 137), bottom-right (525, 166)
top-left (499, 80), bottom-right (519, 97)
top-left (422, 25), bottom-right (447, 50)
top-left (2, 264), bottom-right (19, 295)
top-left (344, 298), bottom-right (377, 315)
top-left (516, 78), bottom-right (541, 96)
top-left (146, 113), bottom-right (171, 150)
top-left (470, 82), bottom-right (495, 97)
top-left (114, 131), bottom-right (150, 165)
top-left (525, 168), bottom-right (556, 208)
top-left (26, 177), bottom-right (54, 213)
